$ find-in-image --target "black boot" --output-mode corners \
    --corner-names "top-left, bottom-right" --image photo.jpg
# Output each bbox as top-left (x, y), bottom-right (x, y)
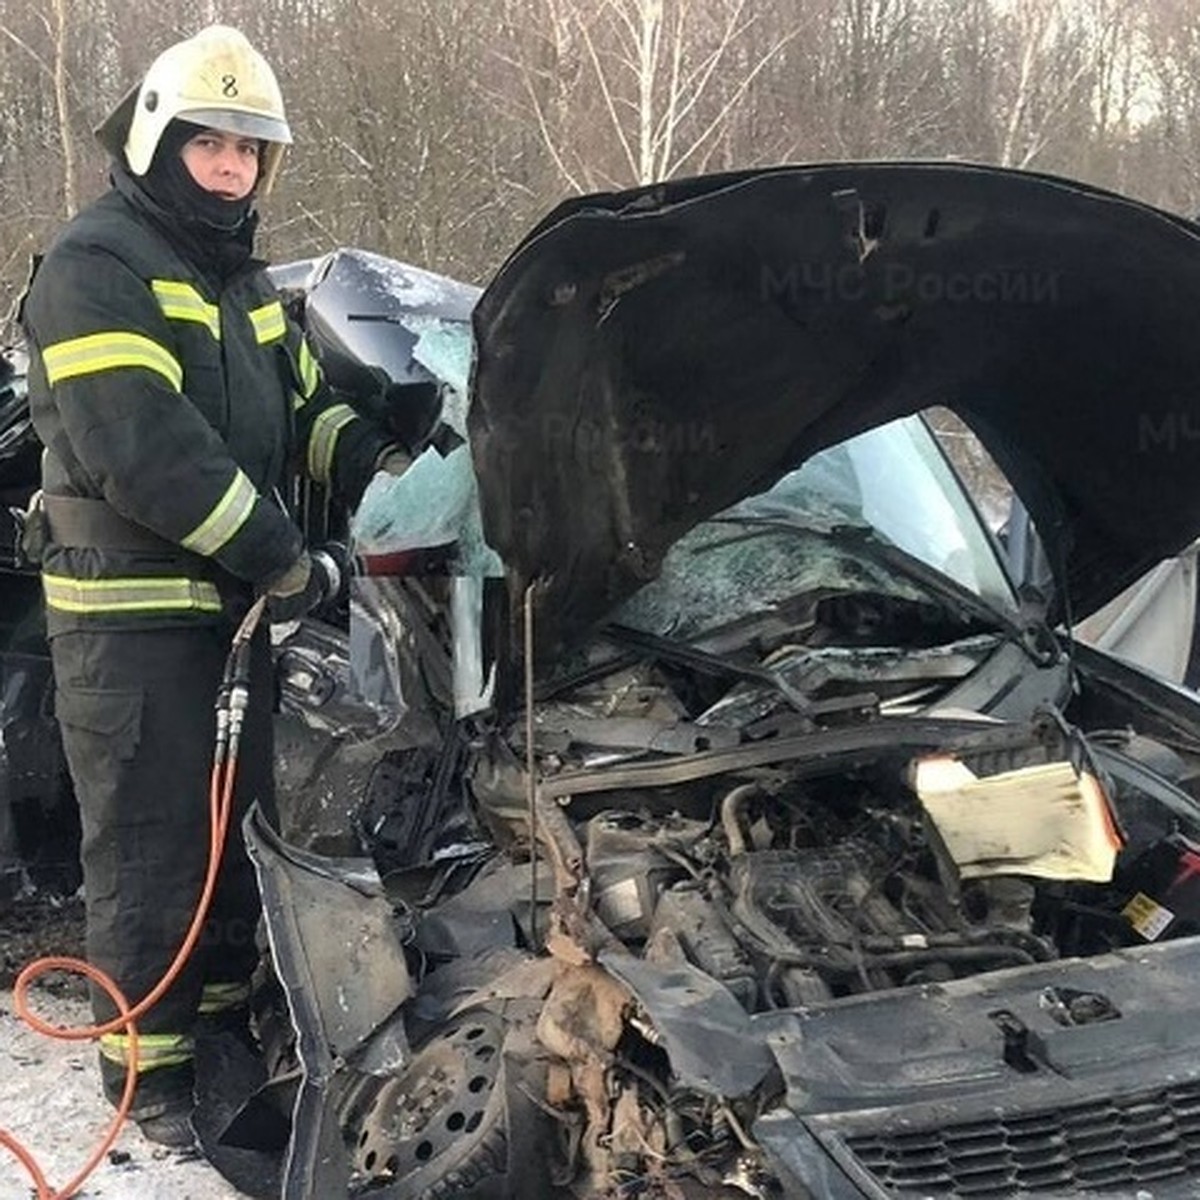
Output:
top-left (136, 1105), bottom-right (197, 1150)
top-left (102, 1056), bottom-right (197, 1150)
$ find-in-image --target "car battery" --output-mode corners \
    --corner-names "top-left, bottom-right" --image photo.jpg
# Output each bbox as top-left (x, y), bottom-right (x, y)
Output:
top-left (1119, 832), bottom-right (1200, 942)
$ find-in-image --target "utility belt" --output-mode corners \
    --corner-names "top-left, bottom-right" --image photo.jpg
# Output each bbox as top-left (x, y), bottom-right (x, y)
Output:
top-left (17, 491), bottom-right (180, 566)
top-left (42, 493), bottom-right (181, 556)
top-left (32, 493), bottom-right (247, 624)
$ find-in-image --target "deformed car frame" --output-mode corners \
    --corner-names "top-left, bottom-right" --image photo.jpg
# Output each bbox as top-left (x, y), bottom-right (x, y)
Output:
top-left (241, 163), bottom-right (1200, 1200)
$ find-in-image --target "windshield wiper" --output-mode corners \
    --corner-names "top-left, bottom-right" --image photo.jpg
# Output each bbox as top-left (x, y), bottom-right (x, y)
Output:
top-left (603, 623), bottom-right (818, 715)
top-left (834, 525), bottom-right (1063, 664)
top-left (709, 514), bottom-right (1021, 639)
top-left (824, 523), bottom-right (1032, 643)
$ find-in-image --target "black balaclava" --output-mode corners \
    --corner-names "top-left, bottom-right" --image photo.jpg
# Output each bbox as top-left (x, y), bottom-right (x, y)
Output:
top-left (124, 118), bottom-right (260, 281)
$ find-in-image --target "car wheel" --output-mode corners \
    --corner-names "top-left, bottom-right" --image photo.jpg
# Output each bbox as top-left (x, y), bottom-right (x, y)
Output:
top-left (345, 1009), bottom-right (509, 1198)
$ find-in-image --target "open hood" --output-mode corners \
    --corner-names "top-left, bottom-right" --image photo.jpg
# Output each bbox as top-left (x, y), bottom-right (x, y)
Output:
top-left (468, 162), bottom-right (1200, 658)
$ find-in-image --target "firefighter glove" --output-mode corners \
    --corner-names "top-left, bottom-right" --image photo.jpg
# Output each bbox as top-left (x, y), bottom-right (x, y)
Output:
top-left (265, 550), bottom-right (340, 623)
top-left (375, 447), bottom-right (412, 477)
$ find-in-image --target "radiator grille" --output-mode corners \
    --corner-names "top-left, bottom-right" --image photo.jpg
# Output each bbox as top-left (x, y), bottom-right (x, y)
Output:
top-left (845, 1082), bottom-right (1200, 1197)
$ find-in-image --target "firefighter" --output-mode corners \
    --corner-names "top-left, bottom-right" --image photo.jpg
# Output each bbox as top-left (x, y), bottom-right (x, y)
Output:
top-left (19, 26), bottom-right (406, 1147)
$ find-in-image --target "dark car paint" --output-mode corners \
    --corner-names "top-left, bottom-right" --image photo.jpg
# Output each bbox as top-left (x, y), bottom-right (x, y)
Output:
top-left (7, 192), bottom-right (1200, 1200)
top-left (469, 161), bottom-right (1200, 658)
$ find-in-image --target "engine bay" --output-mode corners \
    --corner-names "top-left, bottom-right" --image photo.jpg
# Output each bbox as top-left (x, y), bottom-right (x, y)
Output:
top-left (258, 571), bottom-right (1200, 1200)
top-left (467, 702), bottom-right (1200, 1012)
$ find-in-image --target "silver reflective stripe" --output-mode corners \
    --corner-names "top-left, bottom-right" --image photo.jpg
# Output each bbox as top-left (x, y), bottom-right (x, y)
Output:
top-left (307, 403), bottom-right (357, 484)
top-left (180, 469), bottom-right (257, 557)
top-left (151, 279), bottom-right (221, 340)
top-left (99, 1031), bottom-right (194, 1072)
top-left (42, 331), bottom-right (183, 391)
top-left (198, 980), bottom-right (251, 1015)
top-left (248, 300), bottom-right (286, 345)
top-left (43, 573), bottom-right (222, 614)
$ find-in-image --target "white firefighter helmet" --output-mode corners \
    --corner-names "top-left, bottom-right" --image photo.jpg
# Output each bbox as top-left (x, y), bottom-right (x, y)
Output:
top-left (97, 25), bottom-right (292, 195)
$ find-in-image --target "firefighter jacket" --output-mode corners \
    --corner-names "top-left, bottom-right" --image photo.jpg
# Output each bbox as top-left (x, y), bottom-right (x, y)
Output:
top-left (21, 174), bottom-right (392, 635)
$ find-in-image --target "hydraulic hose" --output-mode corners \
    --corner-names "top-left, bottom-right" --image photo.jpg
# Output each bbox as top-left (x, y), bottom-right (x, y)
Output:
top-left (0, 596), bottom-right (266, 1200)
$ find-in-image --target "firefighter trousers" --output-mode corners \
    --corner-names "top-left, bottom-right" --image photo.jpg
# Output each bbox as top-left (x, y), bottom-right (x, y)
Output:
top-left (50, 623), bottom-right (276, 1116)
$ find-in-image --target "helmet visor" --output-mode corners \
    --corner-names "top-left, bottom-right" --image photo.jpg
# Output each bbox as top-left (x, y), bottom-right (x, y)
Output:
top-left (179, 107), bottom-right (292, 145)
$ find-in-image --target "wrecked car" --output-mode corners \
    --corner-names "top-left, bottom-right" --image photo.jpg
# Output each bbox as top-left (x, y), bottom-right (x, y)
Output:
top-left (0, 343), bottom-right (80, 898)
top-left (239, 163), bottom-right (1200, 1200)
top-left (7, 160), bottom-right (1200, 1199)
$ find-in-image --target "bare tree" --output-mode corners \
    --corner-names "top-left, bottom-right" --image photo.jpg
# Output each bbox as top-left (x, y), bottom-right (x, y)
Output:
top-left (50, 0), bottom-right (77, 217)
top-left (2, 0), bottom-right (1200, 321)
top-left (993, 0), bottom-right (1106, 171)
top-left (1139, 0), bottom-right (1200, 214)
top-left (499, 0), bottom-right (797, 192)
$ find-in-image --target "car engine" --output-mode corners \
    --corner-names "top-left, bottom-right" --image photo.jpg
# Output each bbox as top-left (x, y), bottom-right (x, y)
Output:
top-left (580, 775), bottom-right (1068, 1007)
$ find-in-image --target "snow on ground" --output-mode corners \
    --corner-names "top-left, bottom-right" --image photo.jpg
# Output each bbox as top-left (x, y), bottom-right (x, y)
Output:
top-left (0, 990), bottom-right (248, 1199)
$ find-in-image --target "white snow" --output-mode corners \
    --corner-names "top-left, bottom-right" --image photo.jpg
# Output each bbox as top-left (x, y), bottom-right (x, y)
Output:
top-left (0, 991), bottom-right (248, 1199)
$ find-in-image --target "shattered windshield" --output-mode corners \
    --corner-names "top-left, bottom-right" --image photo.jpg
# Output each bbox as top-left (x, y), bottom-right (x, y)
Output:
top-left (351, 309), bottom-right (1018, 642)
top-left (615, 415), bottom-right (1018, 639)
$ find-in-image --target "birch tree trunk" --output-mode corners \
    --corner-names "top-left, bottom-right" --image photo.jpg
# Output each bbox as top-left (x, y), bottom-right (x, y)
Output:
top-left (51, 0), bottom-right (76, 218)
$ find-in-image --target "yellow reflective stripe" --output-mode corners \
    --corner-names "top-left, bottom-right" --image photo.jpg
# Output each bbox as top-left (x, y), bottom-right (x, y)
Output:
top-left (248, 300), bottom-right (286, 345)
top-left (297, 339), bottom-right (320, 399)
top-left (198, 981), bottom-right (251, 1015)
top-left (43, 573), bottom-right (222, 615)
top-left (151, 279), bottom-right (221, 340)
top-left (180, 469), bottom-right (257, 557)
top-left (307, 403), bottom-right (356, 482)
top-left (99, 1032), bottom-right (194, 1072)
top-left (291, 390), bottom-right (305, 412)
top-left (42, 331), bottom-right (182, 391)
top-left (307, 403), bottom-right (357, 484)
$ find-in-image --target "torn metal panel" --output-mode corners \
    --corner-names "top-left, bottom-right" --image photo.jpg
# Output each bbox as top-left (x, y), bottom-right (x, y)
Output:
top-left (245, 813), bottom-right (412, 1058)
top-left (598, 952), bottom-right (774, 1098)
top-left (1076, 545), bottom-right (1200, 685)
top-left (302, 247), bottom-right (479, 398)
top-left (413, 858), bottom-right (554, 960)
top-left (348, 576), bottom-right (451, 734)
top-left (244, 807), bottom-right (415, 1199)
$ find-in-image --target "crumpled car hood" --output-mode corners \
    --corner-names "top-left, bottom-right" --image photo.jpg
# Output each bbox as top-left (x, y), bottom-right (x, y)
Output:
top-left (469, 161), bottom-right (1200, 656)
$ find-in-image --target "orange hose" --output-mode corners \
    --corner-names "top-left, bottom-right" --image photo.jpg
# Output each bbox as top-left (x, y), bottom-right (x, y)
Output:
top-left (0, 599), bottom-right (264, 1198)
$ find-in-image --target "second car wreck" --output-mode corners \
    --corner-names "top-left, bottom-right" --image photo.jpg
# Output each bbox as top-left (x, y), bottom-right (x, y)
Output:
top-left (133, 165), bottom-right (1200, 1197)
